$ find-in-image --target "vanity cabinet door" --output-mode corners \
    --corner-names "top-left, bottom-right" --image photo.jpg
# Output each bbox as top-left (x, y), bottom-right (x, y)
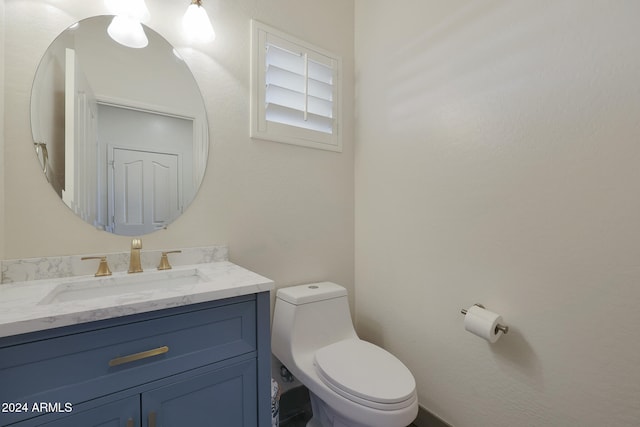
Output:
top-left (142, 359), bottom-right (257, 427)
top-left (12, 396), bottom-right (139, 427)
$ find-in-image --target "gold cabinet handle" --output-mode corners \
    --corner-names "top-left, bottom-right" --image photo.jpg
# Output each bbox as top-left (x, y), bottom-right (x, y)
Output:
top-left (148, 411), bottom-right (157, 427)
top-left (108, 346), bottom-right (169, 367)
top-left (126, 418), bottom-right (135, 427)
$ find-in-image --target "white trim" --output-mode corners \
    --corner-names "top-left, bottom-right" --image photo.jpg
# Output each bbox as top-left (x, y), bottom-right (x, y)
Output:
top-left (95, 94), bottom-right (196, 122)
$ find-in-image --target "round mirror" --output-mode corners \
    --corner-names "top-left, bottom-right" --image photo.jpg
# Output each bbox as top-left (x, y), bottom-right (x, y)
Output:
top-left (30, 16), bottom-right (209, 236)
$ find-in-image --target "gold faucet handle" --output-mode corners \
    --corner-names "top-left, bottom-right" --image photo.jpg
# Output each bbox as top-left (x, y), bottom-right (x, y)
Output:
top-left (81, 256), bottom-right (113, 277)
top-left (157, 250), bottom-right (182, 270)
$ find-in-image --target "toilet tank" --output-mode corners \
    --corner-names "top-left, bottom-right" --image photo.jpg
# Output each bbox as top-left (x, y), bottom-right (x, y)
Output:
top-left (272, 282), bottom-right (358, 365)
top-left (277, 282), bottom-right (347, 305)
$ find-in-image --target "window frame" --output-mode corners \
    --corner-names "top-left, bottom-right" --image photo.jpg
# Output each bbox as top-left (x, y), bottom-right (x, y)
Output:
top-left (250, 20), bottom-right (343, 152)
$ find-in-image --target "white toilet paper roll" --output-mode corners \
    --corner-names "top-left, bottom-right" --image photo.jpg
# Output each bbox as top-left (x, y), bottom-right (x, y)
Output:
top-left (463, 305), bottom-right (504, 343)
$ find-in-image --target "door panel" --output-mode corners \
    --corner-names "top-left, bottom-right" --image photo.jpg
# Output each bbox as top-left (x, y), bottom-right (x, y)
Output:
top-left (122, 159), bottom-right (144, 226)
top-left (112, 149), bottom-right (180, 235)
top-left (142, 360), bottom-right (257, 427)
top-left (151, 160), bottom-right (175, 228)
top-left (63, 47), bottom-right (99, 222)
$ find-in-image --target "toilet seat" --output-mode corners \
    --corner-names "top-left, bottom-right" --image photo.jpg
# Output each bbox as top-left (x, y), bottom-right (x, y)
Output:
top-left (314, 339), bottom-right (416, 411)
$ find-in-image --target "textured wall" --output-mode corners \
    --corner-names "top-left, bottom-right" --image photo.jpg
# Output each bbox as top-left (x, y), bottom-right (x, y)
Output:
top-left (0, 0), bottom-right (4, 260)
top-left (354, 1), bottom-right (640, 426)
top-left (2, 0), bottom-right (354, 298)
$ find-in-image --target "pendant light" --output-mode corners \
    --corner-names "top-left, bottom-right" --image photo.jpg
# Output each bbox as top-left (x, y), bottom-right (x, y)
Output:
top-left (105, 0), bottom-right (150, 49)
top-left (183, 0), bottom-right (216, 43)
top-left (107, 15), bottom-right (149, 49)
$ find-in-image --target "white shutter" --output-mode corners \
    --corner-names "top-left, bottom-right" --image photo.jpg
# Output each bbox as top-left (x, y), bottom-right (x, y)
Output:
top-left (251, 20), bottom-right (342, 152)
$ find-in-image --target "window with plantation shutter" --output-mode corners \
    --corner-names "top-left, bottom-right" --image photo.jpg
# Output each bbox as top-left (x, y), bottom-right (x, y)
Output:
top-left (251, 20), bottom-right (342, 152)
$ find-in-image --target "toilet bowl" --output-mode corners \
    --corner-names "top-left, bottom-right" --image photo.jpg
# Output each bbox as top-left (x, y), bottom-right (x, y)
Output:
top-left (272, 282), bottom-right (418, 427)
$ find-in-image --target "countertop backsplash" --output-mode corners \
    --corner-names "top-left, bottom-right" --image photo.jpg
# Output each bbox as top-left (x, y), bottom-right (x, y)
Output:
top-left (1, 245), bottom-right (228, 284)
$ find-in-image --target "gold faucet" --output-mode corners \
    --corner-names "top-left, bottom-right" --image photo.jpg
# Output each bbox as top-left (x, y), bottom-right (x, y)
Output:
top-left (157, 250), bottom-right (182, 270)
top-left (128, 238), bottom-right (143, 273)
top-left (81, 256), bottom-right (112, 277)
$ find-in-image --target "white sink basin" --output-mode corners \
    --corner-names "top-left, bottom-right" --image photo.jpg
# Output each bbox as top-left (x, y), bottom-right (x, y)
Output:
top-left (39, 268), bottom-right (210, 305)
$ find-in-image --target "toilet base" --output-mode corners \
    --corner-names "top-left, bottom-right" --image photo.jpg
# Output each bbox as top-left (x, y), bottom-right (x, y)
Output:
top-left (307, 391), bottom-right (365, 427)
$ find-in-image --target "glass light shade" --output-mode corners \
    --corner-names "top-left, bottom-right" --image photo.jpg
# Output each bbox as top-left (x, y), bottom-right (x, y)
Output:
top-left (105, 0), bottom-right (150, 22)
top-left (107, 15), bottom-right (149, 49)
top-left (182, 3), bottom-right (216, 43)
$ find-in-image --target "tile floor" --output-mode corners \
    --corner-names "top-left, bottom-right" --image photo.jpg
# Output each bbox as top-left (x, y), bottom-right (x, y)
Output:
top-left (278, 386), bottom-right (417, 427)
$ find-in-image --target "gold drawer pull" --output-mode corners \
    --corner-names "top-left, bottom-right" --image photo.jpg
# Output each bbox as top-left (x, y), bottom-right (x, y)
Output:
top-left (149, 411), bottom-right (157, 427)
top-left (126, 418), bottom-right (135, 427)
top-left (108, 346), bottom-right (169, 367)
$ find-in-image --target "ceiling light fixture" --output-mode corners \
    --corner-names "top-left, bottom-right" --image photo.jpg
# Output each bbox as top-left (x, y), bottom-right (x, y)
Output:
top-left (105, 0), bottom-right (150, 49)
top-left (182, 0), bottom-right (216, 43)
top-left (107, 15), bottom-right (149, 49)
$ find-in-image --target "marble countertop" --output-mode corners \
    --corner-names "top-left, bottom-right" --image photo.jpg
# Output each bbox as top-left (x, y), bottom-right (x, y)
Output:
top-left (0, 261), bottom-right (274, 338)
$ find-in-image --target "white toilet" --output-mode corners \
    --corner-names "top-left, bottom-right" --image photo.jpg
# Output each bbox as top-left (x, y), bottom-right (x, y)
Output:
top-left (272, 282), bottom-right (418, 427)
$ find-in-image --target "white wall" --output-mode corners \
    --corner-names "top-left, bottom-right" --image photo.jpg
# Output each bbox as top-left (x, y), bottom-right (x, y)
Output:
top-left (0, 0), bottom-right (5, 261)
top-left (355, 1), bottom-right (640, 426)
top-left (2, 0), bottom-right (354, 297)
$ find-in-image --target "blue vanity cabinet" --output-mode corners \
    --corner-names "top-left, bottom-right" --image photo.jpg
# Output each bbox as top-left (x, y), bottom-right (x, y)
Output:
top-left (0, 292), bottom-right (271, 427)
top-left (13, 360), bottom-right (257, 427)
top-left (16, 397), bottom-right (141, 427)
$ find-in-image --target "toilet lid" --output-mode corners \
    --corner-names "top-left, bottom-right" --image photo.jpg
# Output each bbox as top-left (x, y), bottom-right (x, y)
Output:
top-left (314, 339), bottom-right (416, 405)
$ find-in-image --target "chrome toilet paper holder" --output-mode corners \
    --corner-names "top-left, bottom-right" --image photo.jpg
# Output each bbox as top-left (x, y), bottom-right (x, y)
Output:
top-left (460, 304), bottom-right (509, 334)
